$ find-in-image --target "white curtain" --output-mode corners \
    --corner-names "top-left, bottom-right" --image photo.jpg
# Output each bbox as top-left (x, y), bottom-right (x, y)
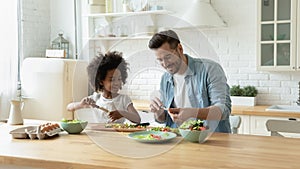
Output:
top-left (0, 0), bottom-right (18, 119)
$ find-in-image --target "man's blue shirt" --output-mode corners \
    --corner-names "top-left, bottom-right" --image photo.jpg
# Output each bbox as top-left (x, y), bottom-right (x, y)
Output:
top-left (159, 54), bottom-right (232, 133)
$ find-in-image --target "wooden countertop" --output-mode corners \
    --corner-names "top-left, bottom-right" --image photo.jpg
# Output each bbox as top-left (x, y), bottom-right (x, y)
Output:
top-left (232, 105), bottom-right (300, 118)
top-left (132, 100), bottom-right (300, 118)
top-left (1, 120), bottom-right (300, 169)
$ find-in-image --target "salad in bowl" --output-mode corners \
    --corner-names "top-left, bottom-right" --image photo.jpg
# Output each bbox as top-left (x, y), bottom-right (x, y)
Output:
top-left (179, 119), bottom-right (209, 143)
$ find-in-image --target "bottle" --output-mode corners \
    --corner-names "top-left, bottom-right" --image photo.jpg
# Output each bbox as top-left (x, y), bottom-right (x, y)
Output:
top-left (112, 0), bottom-right (118, 13)
top-left (95, 25), bottom-right (105, 37)
top-left (122, 0), bottom-right (129, 12)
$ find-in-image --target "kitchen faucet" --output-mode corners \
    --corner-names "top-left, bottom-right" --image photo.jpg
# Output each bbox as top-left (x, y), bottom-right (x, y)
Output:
top-left (297, 81), bottom-right (300, 106)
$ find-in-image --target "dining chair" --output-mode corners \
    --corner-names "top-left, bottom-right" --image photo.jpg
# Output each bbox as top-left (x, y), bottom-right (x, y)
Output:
top-left (229, 115), bottom-right (241, 134)
top-left (266, 119), bottom-right (300, 137)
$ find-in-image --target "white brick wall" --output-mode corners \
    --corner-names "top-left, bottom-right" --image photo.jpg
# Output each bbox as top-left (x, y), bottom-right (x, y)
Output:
top-left (21, 0), bottom-right (50, 58)
top-left (208, 0), bottom-right (299, 105)
top-left (22, 0), bottom-right (300, 105)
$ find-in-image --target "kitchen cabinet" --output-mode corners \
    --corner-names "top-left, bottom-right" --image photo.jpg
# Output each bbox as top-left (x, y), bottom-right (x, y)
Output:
top-left (239, 115), bottom-right (300, 137)
top-left (257, 0), bottom-right (299, 71)
top-left (232, 105), bottom-right (300, 137)
top-left (249, 115), bottom-right (300, 136)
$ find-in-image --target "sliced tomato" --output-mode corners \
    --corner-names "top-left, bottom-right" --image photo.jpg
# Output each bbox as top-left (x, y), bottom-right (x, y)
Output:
top-left (199, 127), bottom-right (206, 131)
top-left (150, 134), bottom-right (161, 140)
top-left (161, 128), bottom-right (169, 132)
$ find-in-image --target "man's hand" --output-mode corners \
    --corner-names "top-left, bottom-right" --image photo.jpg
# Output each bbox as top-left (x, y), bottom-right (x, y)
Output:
top-left (168, 106), bottom-right (222, 126)
top-left (168, 108), bottom-right (198, 125)
top-left (149, 97), bottom-right (165, 114)
top-left (149, 97), bottom-right (165, 122)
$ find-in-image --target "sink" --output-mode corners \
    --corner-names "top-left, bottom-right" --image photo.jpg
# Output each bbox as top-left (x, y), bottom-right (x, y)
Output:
top-left (266, 105), bottom-right (300, 113)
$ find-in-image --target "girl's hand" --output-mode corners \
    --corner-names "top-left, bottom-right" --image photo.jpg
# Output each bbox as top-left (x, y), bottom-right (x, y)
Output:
top-left (80, 97), bottom-right (96, 107)
top-left (108, 110), bottom-right (123, 121)
top-left (67, 97), bottom-right (97, 112)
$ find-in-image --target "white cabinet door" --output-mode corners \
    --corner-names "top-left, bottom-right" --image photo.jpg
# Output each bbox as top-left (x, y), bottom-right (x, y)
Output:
top-left (250, 115), bottom-right (300, 136)
top-left (237, 114), bottom-right (300, 137)
top-left (238, 115), bottom-right (250, 134)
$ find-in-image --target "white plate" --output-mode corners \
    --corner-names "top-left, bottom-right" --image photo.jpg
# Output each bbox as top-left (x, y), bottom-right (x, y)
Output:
top-left (128, 131), bottom-right (176, 143)
top-left (128, 0), bottom-right (148, 12)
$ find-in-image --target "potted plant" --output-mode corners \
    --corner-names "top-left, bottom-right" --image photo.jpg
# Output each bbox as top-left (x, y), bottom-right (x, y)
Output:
top-left (230, 85), bottom-right (258, 106)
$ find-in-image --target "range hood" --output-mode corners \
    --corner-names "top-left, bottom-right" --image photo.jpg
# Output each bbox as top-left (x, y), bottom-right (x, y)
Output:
top-left (174, 0), bottom-right (227, 29)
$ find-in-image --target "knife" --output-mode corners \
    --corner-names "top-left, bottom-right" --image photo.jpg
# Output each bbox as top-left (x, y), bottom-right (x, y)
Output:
top-left (134, 122), bottom-right (150, 127)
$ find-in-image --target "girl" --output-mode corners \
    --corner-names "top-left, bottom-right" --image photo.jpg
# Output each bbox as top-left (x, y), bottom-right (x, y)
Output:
top-left (67, 51), bottom-right (141, 123)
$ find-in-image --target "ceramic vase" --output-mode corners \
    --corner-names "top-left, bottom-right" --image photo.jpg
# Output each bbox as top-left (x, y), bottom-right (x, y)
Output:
top-left (8, 100), bottom-right (24, 125)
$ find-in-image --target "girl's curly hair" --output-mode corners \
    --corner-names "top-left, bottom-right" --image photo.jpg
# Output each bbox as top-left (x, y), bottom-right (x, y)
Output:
top-left (87, 51), bottom-right (129, 92)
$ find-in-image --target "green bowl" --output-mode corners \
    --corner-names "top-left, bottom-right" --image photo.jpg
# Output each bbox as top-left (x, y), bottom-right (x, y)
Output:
top-left (60, 121), bottom-right (88, 134)
top-left (179, 129), bottom-right (209, 143)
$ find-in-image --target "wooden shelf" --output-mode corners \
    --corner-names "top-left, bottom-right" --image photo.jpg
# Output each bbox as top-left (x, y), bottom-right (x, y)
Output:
top-left (84, 10), bottom-right (172, 18)
top-left (89, 36), bottom-right (153, 41)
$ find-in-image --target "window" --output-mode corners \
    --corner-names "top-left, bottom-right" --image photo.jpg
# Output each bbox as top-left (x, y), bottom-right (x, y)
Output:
top-left (0, 0), bottom-right (19, 118)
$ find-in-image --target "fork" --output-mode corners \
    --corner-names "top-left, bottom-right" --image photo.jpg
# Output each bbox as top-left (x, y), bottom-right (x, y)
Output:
top-left (93, 105), bottom-right (110, 113)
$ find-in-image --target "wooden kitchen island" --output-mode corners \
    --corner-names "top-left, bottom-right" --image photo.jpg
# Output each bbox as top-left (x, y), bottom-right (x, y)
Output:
top-left (1, 120), bottom-right (300, 169)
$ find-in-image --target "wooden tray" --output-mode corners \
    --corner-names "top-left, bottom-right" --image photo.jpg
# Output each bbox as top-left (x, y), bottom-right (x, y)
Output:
top-left (86, 123), bottom-right (147, 132)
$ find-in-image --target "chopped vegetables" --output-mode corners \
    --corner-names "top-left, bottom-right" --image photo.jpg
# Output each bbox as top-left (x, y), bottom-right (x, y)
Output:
top-left (132, 133), bottom-right (168, 140)
top-left (149, 127), bottom-right (179, 135)
top-left (150, 126), bottom-right (171, 132)
top-left (133, 134), bottom-right (159, 140)
top-left (179, 119), bottom-right (207, 131)
top-left (105, 123), bottom-right (147, 129)
top-left (61, 119), bottom-right (83, 123)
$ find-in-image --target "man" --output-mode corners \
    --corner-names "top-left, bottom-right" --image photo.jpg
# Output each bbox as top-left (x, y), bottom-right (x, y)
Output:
top-left (148, 30), bottom-right (231, 133)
